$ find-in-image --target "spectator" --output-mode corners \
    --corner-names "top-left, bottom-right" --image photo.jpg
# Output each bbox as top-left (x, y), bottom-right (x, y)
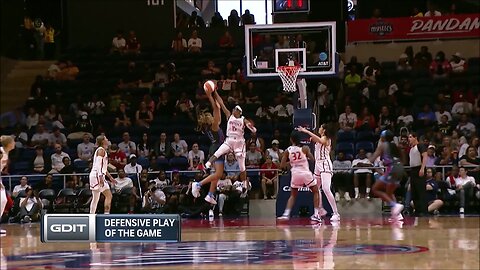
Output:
top-left (187, 30), bottom-right (202, 53)
top-left (255, 103), bottom-right (274, 125)
top-left (333, 152), bottom-right (353, 202)
top-left (114, 102), bottom-right (132, 128)
top-left (50, 143), bottom-right (70, 173)
top-left (142, 180), bottom-right (166, 213)
top-left (450, 52), bottom-right (467, 74)
top-left (244, 82), bottom-right (260, 104)
top-left (425, 2), bottom-right (442, 17)
top-left (451, 98), bottom-right (474, 120)
top-left (376, 106), bottom-right (395, 134)
top-left (224, 152), bottom-right (240, 181)
top-left (155, 133), bottom-right (172, 159)
top-left (139, 64), bottom-right (155, 89)
top-left (201, 60), bottom-right (221, 79)
top-left (68, 112), bottom-right (93, 140)
top-left (12, 176), bottom-right (30, 197)
top-left (261, 155), bottom-right (278, 199)
top-left (274, 35), bottom-right (290, 49)
top-left (76, 133), bottom-right (95, 162)
top-left (338, 105), bottom-right (357, 132)
top-left (411, 168), bottom-right (443, 215)
top-left (175, 92), bottom-right (195, 121)
top-left (265, 140), bottom-right (284, 165)
top-left (456, 114), bottom-right (476, 137)
top-left (397, 107), bottom-right (414, 130)
top-left (124, 154), bottom-right (143, 175)
top-left (246, 142), bottom-right (263, 168)
top-left (12, 125), bottom-right (28, 149)
top-left (435, 104), bottom-right (453, 123)
top-left (59, 157), bottom-right (74, 174)
top-left (26, 107), bottom-right (39, 130)
top-left (273, 98), bottom-right (294, 123)
top-left (346, 56), bottom-right (363, 75)
top-left (156, 91), bottom-right (175, 116)
top-left (171, 133), bottom-right (188, 158)
top-left (411, 7), bottom-right (423, 17)
top-left (111, 30), bottom-right (126, 54)
top-left (356, 107), bottom-right (376, 132)
top-left (44, 104), bottom-right (64, 129)
top-left (430, 51), bottom-right (451, 79)
top-left (458, 136), bottom-right (469, 158)
top-left (425, 145), bottom-right (437, 167)
top-left (435, 145), bottom-right (454, 168)
top-left (188, 11), bottom-right (205, 28)
top-left (108, 144), bottom-right (127, 172)
top-left (31, 146), bottom-right (50, 173)
top-left (137, 133), bottom-right (153, 158)
top-left (43, 23), bottom-right (58, 59)
top-left (344, 66), bottom-right (361, 96)
top-left (397, 53), bottom-right (412, 71)
top-left (188, 143), bottom-right (205, 170)
top-left (118, 132), bottom-right (137, 157)
top-left (216, 171), bottom-right (233, 216)
top-left (34, 173), bottom-right (57, 194)
top-left (228, 9), bottom-right (240, 27)
top-left (155, 64), bottom-right (171, 88)
top-left (31, 124), bottom-right (49, 147)
top-left (86, 94), bottom-right (106, 117)
top-left (455, 167), bottom-right (476, 214)
top-left (171, 31), bottom-right (187, 53)
top-left (435, 115), bottom-right (454, 136)
top-left (18, 187), bottom-right (42, 223)
top-left (458, 146), bottom-right (480, 179)
top-left (247, 132), bottom-right (266, 153)
top-left (126, 30), bottom-right (141, 55)
top-left (241, 9), bottom-right (255, 25)
top-left (153, 170), bottom-right (170, 189)
top-left (416, 104), bottom-right (437, 128)
top-left (135, 101), bottom-right (154, 129)
top-left (352, 149), bottom-right (373, 199)
top-left (57, 61), bottom-right (79, 81)
top-left (219, 31), bottom-right (234, 48)
top-left (210, 12), bottom-right (224, 28)
top-left (371, 8), bottom-right (382, 19)
top-left (414, 46), bottom-right (433, 69)
top-left (0, 107), bottom-right (26, 129)
top-left (49, 127), bottom-right (67, 148)
top-left (112, 169), bottom-right (138, 214)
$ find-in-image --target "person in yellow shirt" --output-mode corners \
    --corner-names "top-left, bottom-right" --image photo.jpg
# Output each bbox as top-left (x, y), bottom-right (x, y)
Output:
top-left (411, 7), bottom-right (424, 17)
top-left (44, 23), bottom-right (59, 59)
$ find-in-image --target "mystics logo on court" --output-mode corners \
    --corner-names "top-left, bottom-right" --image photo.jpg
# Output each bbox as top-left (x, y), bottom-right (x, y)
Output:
top-left (6, 240), bottom-right (429, 268)
top-left (369, 20), bottom-right (393, 36)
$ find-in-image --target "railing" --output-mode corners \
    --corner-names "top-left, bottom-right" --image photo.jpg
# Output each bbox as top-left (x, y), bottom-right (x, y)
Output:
top-left (3, 165), bottom-right (477, 193)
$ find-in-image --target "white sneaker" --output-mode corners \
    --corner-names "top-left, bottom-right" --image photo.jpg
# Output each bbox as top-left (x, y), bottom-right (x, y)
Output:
top-left (277, 215), bottom-right (290, 220)
top-left (335, 192), bottom-right (340, 202)
top-left (355, 193), bottom-right (360, 199)
top-left (319, 208), bottom-right (328, 217)
top-left (460, 207), bottom-right (464, 214)
top-left (205, 161), bottom-right (212, 169)
top-left (219, 212), bottom-right (223, 217)
top-left (344, 192), bottom-right (351, 202)
top-left (331, 213), bottom-right (341, 222)
top-left (208, 209), bottom-right (214, 218)
top-left (205, 195), bottom-right (217, 205)
top-left (0, 229), bottom-right (5, 235)
top-left (310, 214), bottom-right (322, 222)
top-left (366, 195), bottom-right (371, 200)
top-left (191, 182), bottom-right (201, 198)
top-left (397, 213), bottom-right (404, 220)
top-left (391, 203), bottom-right (404, 217)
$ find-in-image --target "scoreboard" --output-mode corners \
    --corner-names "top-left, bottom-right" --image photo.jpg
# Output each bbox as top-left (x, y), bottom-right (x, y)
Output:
top-left (274, 0), bottom-right (310, 13)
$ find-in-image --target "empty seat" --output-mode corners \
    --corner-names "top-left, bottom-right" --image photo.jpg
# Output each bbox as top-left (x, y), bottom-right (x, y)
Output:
top-left (355, 141), bottom-right (375, 154)
top-left (337, 131), bottom-right (355, 143)
top-left (335, 142), bottom-right (354, 156)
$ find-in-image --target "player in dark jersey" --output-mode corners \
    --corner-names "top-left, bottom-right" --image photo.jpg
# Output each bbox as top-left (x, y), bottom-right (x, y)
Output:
top-left (369, 130), bottom-right (405, 221)
top-left (191, 90), bottom-right (227, 205)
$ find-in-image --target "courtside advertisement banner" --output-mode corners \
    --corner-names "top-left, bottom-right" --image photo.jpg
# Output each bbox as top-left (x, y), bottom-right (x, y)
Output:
top-left (348, 13), bottom-right (480, 42)
top-left (41, 214), bottom-right (181, 243)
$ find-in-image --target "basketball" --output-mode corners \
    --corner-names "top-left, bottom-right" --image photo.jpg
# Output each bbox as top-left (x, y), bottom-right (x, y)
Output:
top-left (203, 80), bottom-right (216, 93)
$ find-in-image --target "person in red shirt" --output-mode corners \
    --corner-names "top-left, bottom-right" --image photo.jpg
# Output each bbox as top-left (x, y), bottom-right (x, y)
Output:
top-left (108, 144), bottom-right (127, 172)
top-left (219, 31), bottom-right (234, 48)
top-left (261, 155), bottom-right (278, 199)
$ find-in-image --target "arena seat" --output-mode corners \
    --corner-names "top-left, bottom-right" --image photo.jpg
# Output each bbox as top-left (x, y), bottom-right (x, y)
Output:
top-left (355, 141), bottom-right (375, 154)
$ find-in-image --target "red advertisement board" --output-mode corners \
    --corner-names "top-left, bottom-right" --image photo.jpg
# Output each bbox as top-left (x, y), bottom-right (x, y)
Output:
top-left (347, 14), bottom-right (480, 42)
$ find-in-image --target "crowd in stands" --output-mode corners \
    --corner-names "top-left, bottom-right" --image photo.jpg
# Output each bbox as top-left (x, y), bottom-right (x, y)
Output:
top-left (0, 6), bottom-right (479, 222)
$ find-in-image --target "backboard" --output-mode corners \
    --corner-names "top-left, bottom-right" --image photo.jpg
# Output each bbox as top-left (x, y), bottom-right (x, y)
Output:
top-left (245, 21), bottom-right (337, 79)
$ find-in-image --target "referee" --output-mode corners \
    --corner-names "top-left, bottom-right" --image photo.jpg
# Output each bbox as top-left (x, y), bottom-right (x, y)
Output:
top-left (408, 132), bottom-right (428, 216)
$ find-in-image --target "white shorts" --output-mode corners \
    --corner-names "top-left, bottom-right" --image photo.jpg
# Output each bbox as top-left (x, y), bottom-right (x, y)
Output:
top-left (314, 159), bottom-right (333, 177)
top-left (215, 137), bottom-right (246, 158)
top-left (89, 172), bottom-right (110, 193)
top-left (291, 169), bottom-right (317, 189)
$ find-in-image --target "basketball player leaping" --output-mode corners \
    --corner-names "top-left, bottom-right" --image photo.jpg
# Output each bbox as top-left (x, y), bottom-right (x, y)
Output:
top-left (369, 130), bottom-right (405, 221)
top-left (194, 96), bottom-right (257, 202)
top-left (297, 125), bottom-right (340, 222)
top-left (89, 135), bottom-right (116, 214)
top-left (191, 90), bottom-right (226, 204)
top-left (278, 131), bottom-right (321, 221)
top-left (0, 136), bottom-right (15, 235)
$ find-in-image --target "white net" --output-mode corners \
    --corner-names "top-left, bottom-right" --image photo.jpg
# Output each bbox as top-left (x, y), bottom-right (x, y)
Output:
top-left (276, 65), bottom-right (301, 92)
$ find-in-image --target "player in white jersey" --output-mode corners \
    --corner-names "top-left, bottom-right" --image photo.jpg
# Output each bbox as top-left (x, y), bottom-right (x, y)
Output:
top-left (298, 125), bottom-right (340, 222)
top-left (89, 135), bottom-right (115, 214)
top-left (277, 131), bottom-right (321, 221)
top-left (0, 136), bottom-right (15, 235)
top-left (203, 104), bottom-right (257, 200)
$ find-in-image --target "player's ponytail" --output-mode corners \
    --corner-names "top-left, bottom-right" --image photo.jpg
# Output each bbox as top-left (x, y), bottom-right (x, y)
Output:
top-left (0, 135), bottom-right (14, 147)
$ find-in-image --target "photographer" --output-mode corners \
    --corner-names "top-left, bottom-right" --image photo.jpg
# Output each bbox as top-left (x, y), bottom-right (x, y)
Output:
top-left (142, 180), bottom-right (166, 214)
top-left (19, 187), bottom-right (42, 223)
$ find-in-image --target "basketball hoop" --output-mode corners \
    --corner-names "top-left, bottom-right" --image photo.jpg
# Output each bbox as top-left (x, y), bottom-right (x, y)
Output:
top-left (277, 65), bottom-right (301, 92)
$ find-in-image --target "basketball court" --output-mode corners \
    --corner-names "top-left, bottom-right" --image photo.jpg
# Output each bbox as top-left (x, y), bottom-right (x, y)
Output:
top-left (1, 216), bottom-right (479, 269)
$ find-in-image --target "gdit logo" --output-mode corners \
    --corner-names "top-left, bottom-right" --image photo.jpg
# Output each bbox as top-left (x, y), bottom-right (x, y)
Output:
top-left (50, 224), bottom-right (87, 233)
